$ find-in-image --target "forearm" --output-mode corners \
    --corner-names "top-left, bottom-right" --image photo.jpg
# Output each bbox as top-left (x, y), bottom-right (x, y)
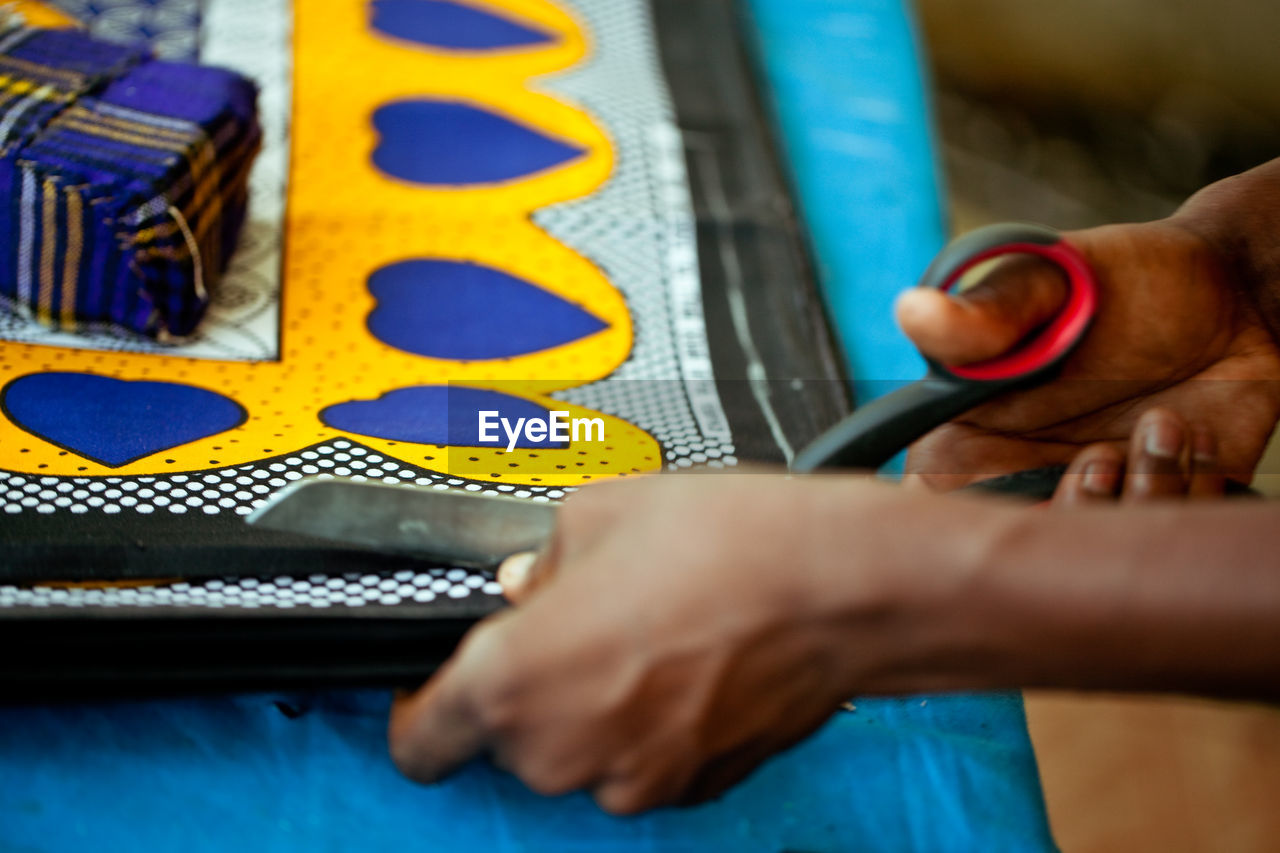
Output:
top-left (961, 502), bottom-right (1280, 699)
top-left (811, 486), bottom-right (1280, 700)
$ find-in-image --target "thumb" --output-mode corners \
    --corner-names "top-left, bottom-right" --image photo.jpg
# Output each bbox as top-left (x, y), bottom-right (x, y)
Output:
top-left (895, 251), bottom-right (1071, 366)
top-left (497, 549), bottom-right (555, 604)
top-left (497, 482), bottom-right (623, 604)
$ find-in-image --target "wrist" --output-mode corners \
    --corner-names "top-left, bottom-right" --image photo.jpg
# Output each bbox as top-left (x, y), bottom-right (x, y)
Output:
top-left (803, 482), bottom-right (1028, 695)
top-left (1173, 160), bottom-right (1280, 338)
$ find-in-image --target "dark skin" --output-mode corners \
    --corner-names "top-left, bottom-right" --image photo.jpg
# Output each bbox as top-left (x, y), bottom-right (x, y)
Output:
top-left (1052, 407), bottom-right (1226, 503)
top-left (901, 206), bottom-right (1280, 487)
top-left (389, 161), bottom-right (1280, 814)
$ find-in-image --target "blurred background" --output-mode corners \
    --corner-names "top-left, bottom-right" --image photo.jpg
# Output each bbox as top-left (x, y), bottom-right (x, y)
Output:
top-left (919, 0), bottom-right (1280, 230)
top-left (913, 1), bottom-right (1280, 849)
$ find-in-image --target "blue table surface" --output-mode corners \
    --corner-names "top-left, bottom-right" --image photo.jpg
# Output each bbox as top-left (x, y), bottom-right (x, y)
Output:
top-left (1, 1), bottom-right (1055, 850)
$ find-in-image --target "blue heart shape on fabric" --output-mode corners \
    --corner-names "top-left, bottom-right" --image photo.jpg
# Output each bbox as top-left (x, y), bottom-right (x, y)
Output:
top-left (368, 260), bottom-right (608, 359)
top-left (2, 372), bottom-right (246, 467)
top-left (370, 0), bottom-right (554, 50)
top-left (372, 100), bottom-right (585, 185)
top-left (320, 386), bottom-right (567, 449)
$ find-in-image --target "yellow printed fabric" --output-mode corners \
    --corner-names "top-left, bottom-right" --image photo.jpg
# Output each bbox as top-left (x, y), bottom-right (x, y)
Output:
top-left (0, 0), bottom-right (742, 525)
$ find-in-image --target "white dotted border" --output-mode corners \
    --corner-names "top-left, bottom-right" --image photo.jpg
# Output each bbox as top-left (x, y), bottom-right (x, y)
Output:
top-left (0, 566), bottom-right (503, 611)
top-left (0, 439), bottom-right (567, 517)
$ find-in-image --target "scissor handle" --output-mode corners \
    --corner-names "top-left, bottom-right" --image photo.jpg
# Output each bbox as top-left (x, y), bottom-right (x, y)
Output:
top-left (791, 223), bottom-right (1097, 473)
top-left (921, 222), bottom-right (1097, 385)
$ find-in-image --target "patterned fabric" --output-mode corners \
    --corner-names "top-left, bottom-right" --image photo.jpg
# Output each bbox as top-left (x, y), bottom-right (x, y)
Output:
top-left (44, 0), bottom-right (201, 60)
top-left (0, 25), bottom-right (259, 338)
top-left (0, 25), bottom-right (140, 151)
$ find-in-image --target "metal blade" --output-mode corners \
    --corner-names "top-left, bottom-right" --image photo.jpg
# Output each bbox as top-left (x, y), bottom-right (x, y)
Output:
top-left (246, 478), bottom-right (556, 567)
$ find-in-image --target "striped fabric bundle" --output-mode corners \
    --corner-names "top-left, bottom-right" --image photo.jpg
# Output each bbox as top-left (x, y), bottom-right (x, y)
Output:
top-left (0, 25), bottom-right (259, 339)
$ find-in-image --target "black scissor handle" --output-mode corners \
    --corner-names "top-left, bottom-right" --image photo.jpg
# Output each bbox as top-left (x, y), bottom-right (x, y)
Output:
top-left (792, 223), bottom-right (1098, 473)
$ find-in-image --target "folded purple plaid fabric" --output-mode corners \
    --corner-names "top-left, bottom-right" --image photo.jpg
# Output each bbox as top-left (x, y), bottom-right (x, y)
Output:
top-left (0, 25), bottom-right (260, 339)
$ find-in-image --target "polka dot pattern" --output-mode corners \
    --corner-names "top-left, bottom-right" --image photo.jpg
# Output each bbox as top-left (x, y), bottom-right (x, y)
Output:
top-left (0, 438), bottom-right (564, 517)
top-left (0, 567), bottom-right (503, 611)
top-left (537, 0), bottom-right (738, 471)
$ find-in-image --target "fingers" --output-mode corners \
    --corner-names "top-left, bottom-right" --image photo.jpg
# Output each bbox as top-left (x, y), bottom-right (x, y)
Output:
top-left (1053, 409), bottom-right (1227, 505)
top-left (673, 739), bottom-right (783, 808)
top-left (1188, 427), bottom-right (1225, 498)
top-left (498, 474), bottom-right (676, 604)
top-left (496, 493), bottom-right (575, 604)
top-left (497, 481), bottom-right (617, 604)
top-left (896, 251), bottom-right (1070, 366)
top-left (397, 482), bottom-right (629, 781)
top-left (1124, 408), bottom-right (1190, 501)
top-left (387, 628), bottom-right (499, 784)
top-left (1053, 443), bottom-right (1124, 506)
top-left (497, 551), bottom-right (543, 604)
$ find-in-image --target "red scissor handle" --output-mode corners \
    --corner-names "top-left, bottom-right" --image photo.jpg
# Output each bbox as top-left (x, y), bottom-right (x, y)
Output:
top-left (792, 223), bottom-right (1098, 473)
top-left (920, 224), bottom-right (1098, 384)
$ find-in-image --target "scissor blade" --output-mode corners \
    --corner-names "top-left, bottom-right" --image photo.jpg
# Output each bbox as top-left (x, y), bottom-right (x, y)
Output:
top-left (246, 478), bottom-right (556, 567)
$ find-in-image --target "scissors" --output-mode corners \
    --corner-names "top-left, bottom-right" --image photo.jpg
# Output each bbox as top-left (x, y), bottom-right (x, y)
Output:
top-left (791, 222), bottom-right (1097, 473)
top-left (249, 223), bottom-right (1098, 560)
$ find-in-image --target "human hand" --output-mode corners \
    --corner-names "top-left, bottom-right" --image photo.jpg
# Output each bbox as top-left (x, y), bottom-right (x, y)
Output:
top-left (387, 474), bottom-right (960, 813)
top-left (1052, 407), bottom-right (1226, 504)
top-left (900, 218), bottom-right (1280, 490)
